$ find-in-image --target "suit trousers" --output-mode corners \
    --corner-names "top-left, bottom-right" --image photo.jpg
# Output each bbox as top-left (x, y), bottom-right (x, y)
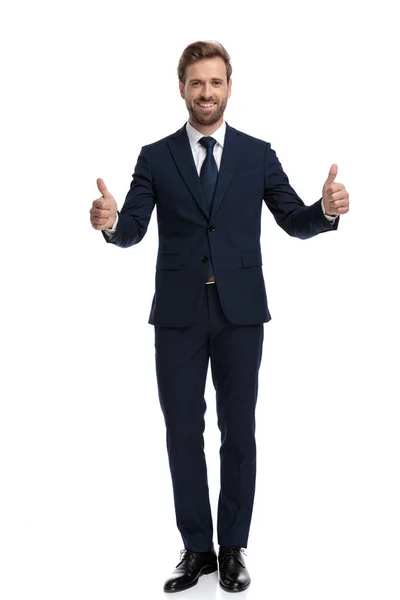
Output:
top-left (154, 282), bottom-right (264, 552)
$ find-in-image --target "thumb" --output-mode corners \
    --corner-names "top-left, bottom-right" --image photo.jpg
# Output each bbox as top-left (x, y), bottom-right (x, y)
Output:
top-left (326, 163), bottom-right (338, 184)
top-left (96, 177), bottom-right (112, 199)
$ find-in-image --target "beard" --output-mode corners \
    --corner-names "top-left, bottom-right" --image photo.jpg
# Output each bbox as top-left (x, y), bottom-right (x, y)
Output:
top-left (186, 96), bottom-right (228, 126)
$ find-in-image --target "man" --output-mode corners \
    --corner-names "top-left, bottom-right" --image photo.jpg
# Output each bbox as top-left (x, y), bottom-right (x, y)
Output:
top-left (89, 40), bottom-right (350, 593)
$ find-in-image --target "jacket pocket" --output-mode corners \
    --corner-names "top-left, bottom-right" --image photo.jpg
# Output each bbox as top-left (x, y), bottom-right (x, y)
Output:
top-left (241, 250), bottom-right (262, 267)
top-left (156, 253), bottom-right (181, 270)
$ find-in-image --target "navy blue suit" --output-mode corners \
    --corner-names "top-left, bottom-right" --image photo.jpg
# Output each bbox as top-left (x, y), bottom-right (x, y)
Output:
top-left (102, 122), bottom-right (339, 551)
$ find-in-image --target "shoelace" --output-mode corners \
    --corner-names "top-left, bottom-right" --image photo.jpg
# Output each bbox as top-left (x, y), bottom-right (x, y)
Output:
top-left (176, 549), bottom-right (200, 567)
top-left (219, 547), bottom-right (247, 566)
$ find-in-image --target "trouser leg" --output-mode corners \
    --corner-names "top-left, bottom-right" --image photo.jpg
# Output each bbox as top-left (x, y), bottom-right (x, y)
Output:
top-left (208, 284), bottom-right (264, 548)
top-left (154, 295), bottom-right (214, 552)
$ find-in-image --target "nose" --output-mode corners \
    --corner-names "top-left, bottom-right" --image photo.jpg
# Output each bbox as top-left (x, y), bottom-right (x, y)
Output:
top-left (203, 83), bottom-right (213, 99)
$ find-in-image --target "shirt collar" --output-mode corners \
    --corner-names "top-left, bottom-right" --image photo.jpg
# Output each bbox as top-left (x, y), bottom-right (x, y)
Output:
top-left (186, 120), bottom-right (226, 149)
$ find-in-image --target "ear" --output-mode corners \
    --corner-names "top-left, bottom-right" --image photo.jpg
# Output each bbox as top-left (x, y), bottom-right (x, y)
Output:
top-left (179, 81), bottom-right (185, 99)
top-left (227, 78), bottom-right (232, 98)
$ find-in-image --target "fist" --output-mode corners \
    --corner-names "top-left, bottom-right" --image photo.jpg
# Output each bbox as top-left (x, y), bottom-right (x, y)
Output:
top-left (322, 164), bottom-right (350, 216)
top-left (89, 178), bottom-right (118, 230)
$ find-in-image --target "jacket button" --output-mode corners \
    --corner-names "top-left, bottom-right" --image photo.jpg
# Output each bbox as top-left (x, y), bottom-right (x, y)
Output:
top-left (209, 225), bottom-right (215, 232)
top-left (202, 256), bottom-right (209, 263)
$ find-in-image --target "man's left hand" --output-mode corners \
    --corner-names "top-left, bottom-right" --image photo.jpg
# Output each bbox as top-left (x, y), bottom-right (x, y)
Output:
top-left (322, 164), bottom-right (350, 216)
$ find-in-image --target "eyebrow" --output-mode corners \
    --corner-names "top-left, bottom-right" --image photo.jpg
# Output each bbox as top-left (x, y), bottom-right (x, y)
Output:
top-left (188, 78), bottom-right (224, 83)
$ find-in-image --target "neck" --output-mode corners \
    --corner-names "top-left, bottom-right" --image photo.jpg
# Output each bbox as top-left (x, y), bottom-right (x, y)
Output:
top-left (189, 117), bottom-right (224, 137)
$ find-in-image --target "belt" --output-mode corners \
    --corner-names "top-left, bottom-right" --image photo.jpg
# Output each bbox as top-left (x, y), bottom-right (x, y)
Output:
top-left (205, 274), bottom-right (216, 285)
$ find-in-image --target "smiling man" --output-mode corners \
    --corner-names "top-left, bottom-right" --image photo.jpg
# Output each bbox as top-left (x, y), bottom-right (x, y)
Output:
top-left (89, 40), bottom-right (350, 593)
top-left (181, 56), bottom-right (231, 133)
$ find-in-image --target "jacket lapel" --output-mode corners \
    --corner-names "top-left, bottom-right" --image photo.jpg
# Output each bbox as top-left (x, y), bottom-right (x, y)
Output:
top-left (211, 123), bottom-right (242, 219)
top-left (167, 124), bottom-right (209, 219)
top-left (167, 122), bottom-right (243, 220)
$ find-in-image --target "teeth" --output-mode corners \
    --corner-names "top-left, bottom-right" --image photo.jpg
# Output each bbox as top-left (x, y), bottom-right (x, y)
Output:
top-left (198, 103), bottom-right (214, 107)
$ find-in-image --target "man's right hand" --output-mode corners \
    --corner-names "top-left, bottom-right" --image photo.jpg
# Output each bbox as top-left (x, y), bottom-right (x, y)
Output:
top-left (90, 178), bottom-right (118, 230)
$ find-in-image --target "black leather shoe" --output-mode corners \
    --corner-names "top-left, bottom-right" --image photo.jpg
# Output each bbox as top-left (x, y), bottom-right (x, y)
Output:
top-left (218, 547), bottom-right (251, 593)
top-left (163, 548), bottom-right (218, 593)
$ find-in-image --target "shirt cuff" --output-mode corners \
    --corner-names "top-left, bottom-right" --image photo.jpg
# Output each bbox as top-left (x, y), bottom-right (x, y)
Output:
top-left (104, 211), bottom-right (119, 233)
top-left (321, 198), bottom-right (337, 222)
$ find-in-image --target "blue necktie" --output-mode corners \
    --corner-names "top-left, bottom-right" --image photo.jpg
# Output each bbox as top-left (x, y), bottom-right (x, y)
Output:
top-left (199, 137), bottom-right (217, 278)
top-left (199, 136), bottom-right (218, 213)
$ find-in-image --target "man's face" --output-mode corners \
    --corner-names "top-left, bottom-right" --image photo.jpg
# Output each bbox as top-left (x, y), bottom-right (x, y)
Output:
top-left (179, 57), bottom-right (232, 128)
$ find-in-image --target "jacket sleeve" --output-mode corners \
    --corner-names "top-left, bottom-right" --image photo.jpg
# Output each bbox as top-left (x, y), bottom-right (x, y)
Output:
top-left (102, 146), bottom-right (156, 248)
top-left (263, 143), bottom-right (339, 239)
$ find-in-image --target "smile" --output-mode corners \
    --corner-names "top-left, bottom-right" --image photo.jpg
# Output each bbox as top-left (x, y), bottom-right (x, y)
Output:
top-left (196, 102), bottom-right (216, 109)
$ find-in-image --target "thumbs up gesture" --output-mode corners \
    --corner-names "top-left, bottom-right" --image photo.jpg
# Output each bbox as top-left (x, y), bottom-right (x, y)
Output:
top-left (89, 178), bottom-right (118, 230)
top-left (322, 164), bottom-right (350, 216)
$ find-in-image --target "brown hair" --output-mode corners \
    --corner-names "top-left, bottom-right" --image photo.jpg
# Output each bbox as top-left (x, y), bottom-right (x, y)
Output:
top-left (177, 40), bottom-right (232, 84)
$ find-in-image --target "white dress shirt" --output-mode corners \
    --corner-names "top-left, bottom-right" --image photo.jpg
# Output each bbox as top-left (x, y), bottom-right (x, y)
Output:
top-left (103, 120), bottom-right (336, 235)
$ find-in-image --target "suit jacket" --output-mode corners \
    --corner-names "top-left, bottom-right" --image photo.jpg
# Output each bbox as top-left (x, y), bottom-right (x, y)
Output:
top-left (102, 122), bottom-right (339, 327)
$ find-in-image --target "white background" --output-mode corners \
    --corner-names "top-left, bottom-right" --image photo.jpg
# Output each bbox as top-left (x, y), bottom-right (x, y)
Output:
top-left (1, 0), bottom-right (399, 598)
